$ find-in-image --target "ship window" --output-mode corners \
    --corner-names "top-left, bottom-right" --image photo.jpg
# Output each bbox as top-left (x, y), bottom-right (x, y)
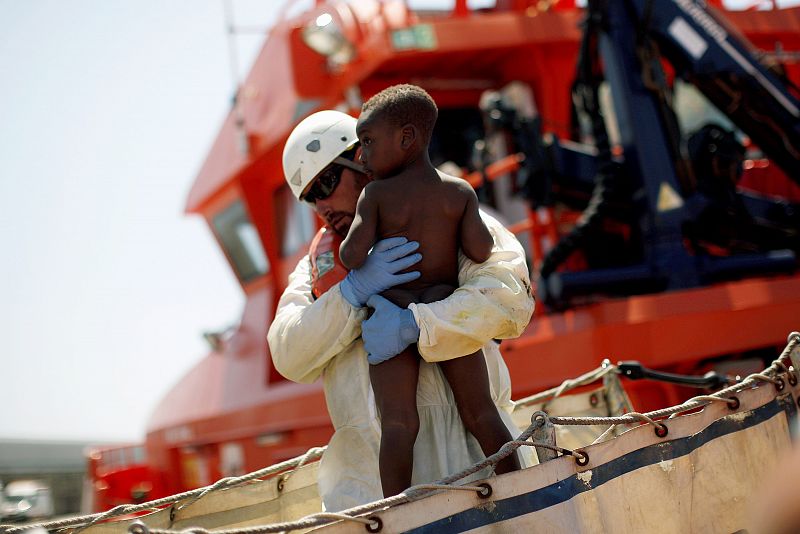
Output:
top-left (213, 200), bottom-right (270, 283)
top-left (130, 445), bottom-right (146, 465)
top-left (274, 185), bottom-right (316, 257)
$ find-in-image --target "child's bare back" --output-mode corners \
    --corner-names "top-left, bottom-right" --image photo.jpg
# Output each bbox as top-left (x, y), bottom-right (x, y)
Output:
top-left (340, 164), bottom-right (494, 310)
top-left (349, 168), bottom-right (491, 302)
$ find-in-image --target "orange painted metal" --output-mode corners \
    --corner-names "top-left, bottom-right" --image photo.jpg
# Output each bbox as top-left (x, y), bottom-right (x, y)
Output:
top-left (463, 153), bottom-right (525, 189)
top-left (86, 444), bottom-right (164, 512)
top-left (86, 1), bottom-right (800, 509)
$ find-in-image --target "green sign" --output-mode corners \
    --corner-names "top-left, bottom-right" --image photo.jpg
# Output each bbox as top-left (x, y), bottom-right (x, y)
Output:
top-left (391, 24), bottom-right (437, 51)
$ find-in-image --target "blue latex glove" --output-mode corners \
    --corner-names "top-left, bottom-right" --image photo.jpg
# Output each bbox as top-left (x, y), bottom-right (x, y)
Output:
top-left (363, 294), bottom-right (420, 365)
top-left (339, 237), bottom-right (422, 307)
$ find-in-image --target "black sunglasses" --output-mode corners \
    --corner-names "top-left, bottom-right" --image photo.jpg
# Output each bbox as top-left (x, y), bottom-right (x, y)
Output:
top-left (301, 146), bottom-right (364, 204)
top-left (302, 164), bottom-right (344, 204)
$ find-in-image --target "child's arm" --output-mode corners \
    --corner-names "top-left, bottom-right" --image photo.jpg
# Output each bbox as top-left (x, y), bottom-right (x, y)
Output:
top-left (459, 183), bottom-right (494, 263)
top-left (340, 185), bottom-right (379, 270)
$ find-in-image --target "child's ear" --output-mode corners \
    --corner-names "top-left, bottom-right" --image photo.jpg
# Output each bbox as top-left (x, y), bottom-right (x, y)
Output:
top-left (400, 123), bottom-right (416, 150)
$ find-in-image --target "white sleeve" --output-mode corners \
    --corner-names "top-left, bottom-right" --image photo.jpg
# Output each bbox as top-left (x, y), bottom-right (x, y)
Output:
top-left (267, 256), bottom-right (368, 383)
top-left (409, 211), bottom-right (535, 363)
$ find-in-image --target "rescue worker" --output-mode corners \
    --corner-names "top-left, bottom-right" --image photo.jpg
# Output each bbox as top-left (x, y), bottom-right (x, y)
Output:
top-left (268, 109), bottom-right (534, 512)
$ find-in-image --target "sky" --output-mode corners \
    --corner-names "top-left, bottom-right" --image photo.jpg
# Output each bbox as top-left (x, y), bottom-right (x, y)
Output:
top-left (0, 0), bottom-right (796, 444)
top-left (0, 0), bottom-right (276, 442)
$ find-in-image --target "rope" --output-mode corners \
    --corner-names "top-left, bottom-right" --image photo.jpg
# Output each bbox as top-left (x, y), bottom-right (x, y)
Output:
top-left (10, 334), bottom-right (796, 534)
top-left (175, 446), bottom-right (326, 514)
top-left (667, 395), bottom-right (739, 419)
top-left (624, 412), bottom-right (662, 427)
top-left (406, 411), bottom-right (544, 494)
top-left (175, 477), bottom-right (238, 512)
top-left (772, 360), bottom-right (789, 374)
top-left (129, 511), bottom-right (378, 534)
top-left (514, 361), bottom-right (615, 407)
top-left (551, 363), bottom-right (614, 400)
top-left (0, 448), bottom-right (327, 534)
top-left (747, 373), bottom-right (782, 386)
top-left (139, 334), bottom-right (800, 534)
top-left (551, 334), bottom-right (800, 429)
top-left (508, 439), bottom-right (582, 459)
top-left (410, 484), bottom-right (490, 495)
top-left (678, 395), bottom-right (739, 407)
top-left (591, 425), bottom-right (617, 445)
top-left (274, 446), bottom-right (320, 488)
top-left (783, 331), bottom-right (800, 356)
top-left (119, 414), bottom-right (553, 534)
top-left (305, 514), bottom-right (375, 526)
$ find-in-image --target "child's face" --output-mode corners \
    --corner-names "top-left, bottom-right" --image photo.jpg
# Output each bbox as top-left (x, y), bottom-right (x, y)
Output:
top-left (356, 110), bottom-right (405, 179)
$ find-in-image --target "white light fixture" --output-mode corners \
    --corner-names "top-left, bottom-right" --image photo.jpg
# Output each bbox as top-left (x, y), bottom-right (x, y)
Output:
top-left (301, 12), bottom-right (355, 65)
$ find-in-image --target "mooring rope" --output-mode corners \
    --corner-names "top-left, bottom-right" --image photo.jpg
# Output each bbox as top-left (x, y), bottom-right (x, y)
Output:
top-left (5, 333), bottom-right (797, 534)
top-left (142, 332), bottom-right (800, 534)
top-left (0, 448), bottom-right (327, 534)
top-left (111, 414), bottom-right (552, 534)
top-left (513, 360), bottom-right (615, 407)
top-left (552, 331), bottom-right (800, 428)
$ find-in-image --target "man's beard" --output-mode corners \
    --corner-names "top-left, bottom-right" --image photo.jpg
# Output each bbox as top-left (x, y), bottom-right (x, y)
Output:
top-left (326, 212), bottom-right (353, 236)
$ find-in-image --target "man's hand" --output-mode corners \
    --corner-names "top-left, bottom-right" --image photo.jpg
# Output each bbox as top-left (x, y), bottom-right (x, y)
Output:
top-left (340, 237), bottom-right (421, 307)
top-left (363, 295), bottom-right (420, 365)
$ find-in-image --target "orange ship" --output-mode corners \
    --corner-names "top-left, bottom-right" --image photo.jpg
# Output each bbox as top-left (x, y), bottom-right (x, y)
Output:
top-left (86, 0), bottom-right (800, 511)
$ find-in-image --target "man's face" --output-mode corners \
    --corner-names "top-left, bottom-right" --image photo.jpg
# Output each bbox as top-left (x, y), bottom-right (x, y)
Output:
top-left (307, 151), bottom-right (369, 236)
top-left (356, 109), bottom-right (405, 180)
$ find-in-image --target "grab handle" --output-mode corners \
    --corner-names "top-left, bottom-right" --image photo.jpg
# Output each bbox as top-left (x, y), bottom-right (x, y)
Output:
top-left (617, 361), bottom-right (729, 389)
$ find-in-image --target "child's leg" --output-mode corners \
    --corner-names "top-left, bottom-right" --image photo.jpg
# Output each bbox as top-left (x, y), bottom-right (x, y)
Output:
top-left (370, 288), bottom-right (421, 497)
top-left (438, 351), bottom-right (521, 475)
top-left (421, 284), bottom-right (521, 476)
top-left (369, 347), bottom-right (420, 497)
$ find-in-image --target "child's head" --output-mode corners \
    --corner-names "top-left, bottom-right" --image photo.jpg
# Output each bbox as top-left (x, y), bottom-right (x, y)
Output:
top-left (357, 84), bottom-right (437, 178)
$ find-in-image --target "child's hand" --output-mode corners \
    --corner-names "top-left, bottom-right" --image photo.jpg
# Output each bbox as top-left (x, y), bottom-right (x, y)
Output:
top-left (340, 237), bottom-right (421, 307)
top-left (363, 295), bottom-right (420, 364)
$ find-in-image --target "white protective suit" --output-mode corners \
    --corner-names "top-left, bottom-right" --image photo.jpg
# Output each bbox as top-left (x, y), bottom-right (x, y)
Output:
top-left (267, 211), bottom-right (535, 512)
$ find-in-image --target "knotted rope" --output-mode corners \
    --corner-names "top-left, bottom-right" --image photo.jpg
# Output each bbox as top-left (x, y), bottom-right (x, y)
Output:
top-left (5, 333), bottom-right (796, 534)
top-left (0, 448), bottom-right (327, 534)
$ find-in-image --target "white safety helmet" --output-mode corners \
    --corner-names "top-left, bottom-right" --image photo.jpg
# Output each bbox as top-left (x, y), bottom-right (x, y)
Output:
top-left (282, 110), bottom-right (364, 200)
